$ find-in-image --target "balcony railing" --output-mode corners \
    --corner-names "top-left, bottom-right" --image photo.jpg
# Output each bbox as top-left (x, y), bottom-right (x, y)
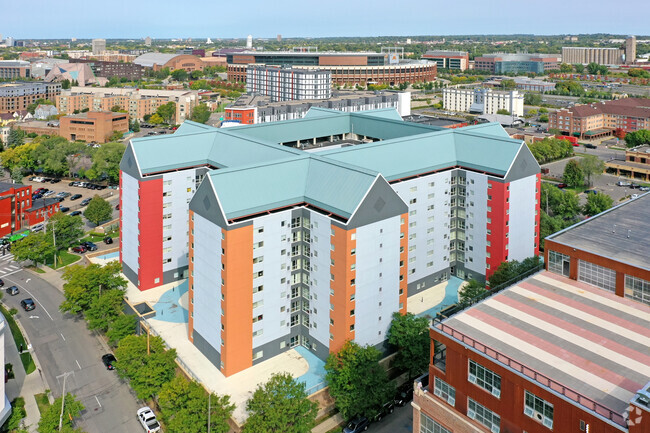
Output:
top-left (434, 323), bottom-right (627, 428)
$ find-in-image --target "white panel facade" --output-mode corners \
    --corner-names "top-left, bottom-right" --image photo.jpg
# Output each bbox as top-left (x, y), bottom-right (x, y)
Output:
top-left (507, 175), bottom-right (537, 261)
top-left (192, 213), bottom-right (222, 352)
top-left (308, 212), bottom-right (333, 348)
top-left (250, 211), bottom-right (293, 348)
top-left (354, 215), bottom-right (401, 347)
top-left (464, 172), bottom-right (488, 277)
top-left (162, 169), bottom-right (197, 274)
top-left (121, 172), bottom-right (140, 273)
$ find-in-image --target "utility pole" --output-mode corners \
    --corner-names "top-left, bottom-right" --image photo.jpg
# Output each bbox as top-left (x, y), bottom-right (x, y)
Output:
top-left (57, 371), bottom-right (74, 432)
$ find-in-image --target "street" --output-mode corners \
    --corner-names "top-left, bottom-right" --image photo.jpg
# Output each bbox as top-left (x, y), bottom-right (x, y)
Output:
top-left (371, 402), bottom-right (413, 433)
top-left (3, 269), bottom-right (141, 433)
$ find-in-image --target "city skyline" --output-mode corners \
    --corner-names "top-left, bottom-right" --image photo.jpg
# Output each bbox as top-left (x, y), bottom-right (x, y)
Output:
top-left (2, 0), bottom-right (649, 39)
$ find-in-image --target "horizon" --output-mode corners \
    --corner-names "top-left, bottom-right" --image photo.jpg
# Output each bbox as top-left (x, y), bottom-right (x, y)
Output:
top-left (2, 0), bottom-right (649, 40)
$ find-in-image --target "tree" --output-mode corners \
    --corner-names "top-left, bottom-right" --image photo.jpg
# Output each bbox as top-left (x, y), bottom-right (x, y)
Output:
top-left (86, 289), bottom-right (125, 332)
top-left (586, 62), bottom-right (601, 75)
top-left (524, 93), bottom-right (542, 106)
top-left (156, 101), bottom-right (176, 124)
top-left (496, 109), bottom-right (511, 115)
top-left (555, 191), bottom-right (581, 219)
top-left (243, 373), bottom-right (317, 433)
top-left (46, 212), bottom-right (84, 254)
top-left (106, 314), bottom-right (137, 346)
top-left (624, 129), bottom-right (650, 148)
top-left (171, 69), bottom-right (188, 81)
top-left (130, 119), bottom-right (140, 132)
top-left (110, 105), bottom-right (122, 112)
top-left (583, 192), bottom-right (614, 216)
top-left (159, 375), bottom-right (234, 433)
top-left (573, 64), bottom-right (585, 73)
top-left (11, 232), bottom-right (55, 267)
top-left (387, 312), bottom-right (429, 380)
top-left (539, 114), bottom-right (549, 122)
top-left (88, 142), bottom-right (126, 183)
top-left (500, 79), bottom-right (516, 90)
top-left (325, 341), bottom-right (395, 419)
top-left (540, 212), bottom-right (569, 250)
top-left (7, 128), bottom-right (24, 148)
top-left (190, 104), bottom-right (211, 124)
top-left (563, 159), bottom-right (584, 188)
top-left (578, 154), bottom-right (605, 187)
top-left (115, 334), bottom-right (177, 399)
top-left (190, 70), bottom-right (203, 80)
top-left (84, 195), bottom-right (113, 225)
top-left (37, 393), bottom-right (84, 433)
top-left (559, 63), bottom-right (573, 73)
top-left (61, 79), bottom-right (71, 90)
top-left (149, 113), bottom-right (163, 124)
top-left (60, 261), bottom-right (127, 315)
top-left (488, 260), bottom-right (521, 288)
top-left (458, 279), bottom-right (487, 305)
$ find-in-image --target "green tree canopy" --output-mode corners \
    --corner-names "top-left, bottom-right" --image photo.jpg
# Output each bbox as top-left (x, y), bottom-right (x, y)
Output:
top-left (583, 192), bottom-right (614, 216)
top-left (190, 104), bottom-right (211, 124)
top-left (156, 101), bottom-right (177, 124)
top-left (7, 128), bottom-right (25, 148)
top-left (624, 130), bottom-right (650, 148)
top-left (500, 79), bottom-right (516, 90)
top-left (159, 375), bottom-right (235, 433)
top-left (86, 289), bottom-right (125, 332)
top-left (563, 159), bottom-right (584, 188)
top-left (527, 138), bottom-right (574, 164)
top-left (60, 261), bottom-right (127, 315)
top-left (46, 212), bottom-right (84, 252)
top-left (88, 142), bottom-right (126, 183)
top-left (325, 341), bottom-right (395, 419)
top-left (84, 195), bottom-right (114, 225)
top-left (524, 93), bottom-right (542, 106)
top-left (243, 373), bottom-right (317, 433)
top-left (387, 312), bottom-right (430, 380)
top-left (106, 314), bottom-right (137, 346)
top-left (11, 232), bottom-right (55, 267)
top-left (573, 63), bottom-right (585, 73)
top-left (458, 279), bottom-right (487, 305)
top-left (171, 69), bottom-right (188, 81)
top-left (488, 256), bottom-right (541, 288)
top-left (115, 334), bottom-right (177, 399)
top-left (149, 113), bottom-right (163, 124)
top-left (496, 108), bottom-right (511, 115)
top-left (578, 154), bottom-right (605, 187)
top-left (37, 393), bottom-right (85, 433)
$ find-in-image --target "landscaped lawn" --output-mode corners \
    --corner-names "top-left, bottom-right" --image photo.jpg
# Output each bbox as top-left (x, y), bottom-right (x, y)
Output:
top-left (46, 251), bottom-right (81, 270)
top-left (0, 303), bottom-right (36, 374)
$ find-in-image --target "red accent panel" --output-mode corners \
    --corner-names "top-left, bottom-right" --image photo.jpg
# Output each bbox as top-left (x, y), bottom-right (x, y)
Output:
top-left (137, 177), bottom-right (163, 290)
top-left (486, 180), bottom-right (509, 280)
top-left (534, 174), bottom-right (541, 257)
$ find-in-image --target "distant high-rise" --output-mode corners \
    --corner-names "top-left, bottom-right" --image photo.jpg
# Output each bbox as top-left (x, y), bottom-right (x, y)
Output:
top-left (144, 36), bottom-right (152, 47)
top-left (71, 37), bottom-right (77, 42)
top-left (277, 34), bottom-right (282, 42)
top-left (626, 35), bottom-right (637, 65)
top-left (5, 37), bottom-right (14, 47)
top-left (246, 34), bottom-right (253, 49)
top-left (562, 46), bottom-right (623, 65)
top-left (92, 38), bottom-right (106, 55)
top-left (206, 37), bottom-right (213, 44)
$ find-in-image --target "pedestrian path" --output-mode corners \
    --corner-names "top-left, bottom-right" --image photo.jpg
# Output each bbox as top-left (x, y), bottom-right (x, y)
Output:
top-left (0, 254), bottom-right (21, 279)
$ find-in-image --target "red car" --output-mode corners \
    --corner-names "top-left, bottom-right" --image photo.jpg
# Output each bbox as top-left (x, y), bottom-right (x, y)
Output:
top-left (72, 245), bottom-right (87, 253)
top-left (556, 183), bottom-right (568, 189)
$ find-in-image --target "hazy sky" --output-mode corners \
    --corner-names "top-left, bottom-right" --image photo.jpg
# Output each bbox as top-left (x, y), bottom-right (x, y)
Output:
top-left (3, 0), bottom-right (649, 39)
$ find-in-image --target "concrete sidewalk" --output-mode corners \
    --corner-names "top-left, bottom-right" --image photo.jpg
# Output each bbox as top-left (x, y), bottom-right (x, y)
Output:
top-left (4, 311), bottom-right (50, 432)
top-left (312, 413), bottom-right (344, 433)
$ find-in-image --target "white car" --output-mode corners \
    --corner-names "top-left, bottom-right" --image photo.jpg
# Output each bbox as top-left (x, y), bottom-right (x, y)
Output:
top-left (31, 223), bottom-right (44, 233)
top-left (137, 407), bottom-right (161, 433)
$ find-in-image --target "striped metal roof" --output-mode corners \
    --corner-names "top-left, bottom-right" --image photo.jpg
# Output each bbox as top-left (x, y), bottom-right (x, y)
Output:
top-left (439, 271), bottom-right (650, 425)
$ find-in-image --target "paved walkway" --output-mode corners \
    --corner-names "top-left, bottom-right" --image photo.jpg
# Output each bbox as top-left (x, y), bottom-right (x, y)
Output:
top-left (312, 413), bottom-right (344, 433)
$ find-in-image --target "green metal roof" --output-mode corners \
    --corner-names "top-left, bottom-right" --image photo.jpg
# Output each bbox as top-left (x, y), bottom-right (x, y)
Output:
top-left (207, 155), bottom-right (379, 220)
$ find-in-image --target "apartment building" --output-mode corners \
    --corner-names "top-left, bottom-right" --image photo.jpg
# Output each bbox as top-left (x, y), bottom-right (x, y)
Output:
top-left (246, 66), bottom-right (331, 102)
top-left (59, 111), bottom-right (128, 143)
top-left (70, 59), bottom-right (145, 80)
top-left (414, 269), bottom-right (650, 433)
top-left (443, 88), bottom-right (524, 117)
top-left (0, 82), bottom-right (61, 113)
top-left (0, 60), bottom-right (31, 79)
top-left (562, 46), bottom-right (624, 65)
top-left (56, 87), bottom-right (199, 122)
top-left (0, 183), bottom-right (60, 236)
top-left (422, 51), bottom-right (469, 71)
top-left (91, 39), bottom-right (106, 55)
top-left (120, 108), bottom-right (540, 376)
top-left (473, 53), bottom-right (560, 74)
top-left (549, 98), bottom-right (650, 139)
top-left (225, 90), bottom-right (410, 125)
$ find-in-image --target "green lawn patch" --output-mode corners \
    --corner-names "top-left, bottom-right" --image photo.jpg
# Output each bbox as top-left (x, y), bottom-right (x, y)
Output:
top-left (46, 250), bottom-right (81, 269)
top-left (25, 265), bottom-right (46, 274)
top-left (34, 392), bottom-right (50, 415)
top-left (0, 303), bottom-right (36, 373)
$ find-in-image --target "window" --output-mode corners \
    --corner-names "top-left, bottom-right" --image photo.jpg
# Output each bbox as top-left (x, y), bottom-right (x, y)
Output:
top-left (469, 360), bottom-right (501, 398)
top-left (434, 377), bottom-right (455, 406)
top-left (468, 398), bottom-right (500, 433)
top-left (524, 390), bottom-right (553, 429)
top-left (252, 314), bottom-right (263, 323)
top-left (252, 350), bottom-right (263, 360)
top-left (625, 275), bottom-right (650, 306)
top-left (578, 260), bottom-right (616, 292)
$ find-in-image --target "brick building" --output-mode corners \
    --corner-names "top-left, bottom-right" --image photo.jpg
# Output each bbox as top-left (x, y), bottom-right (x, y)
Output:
top-left (133, 53), bottom-right (205, 72)
top-left (549, 98), bottom-right (650, 139)
top-left (473, 53), bottom-right (561, 74)
top-left (70, 59), bottom-right (146, 81)
top-left (422, 51), bottom-right (469, 71)
top-left (414, 269), bottom-right (650, 433)
top-left (59, 111), bottom-right (128, 143)
top-left (0, 60), bottom-right (31, 79)
top-left (0, 183), bottom-right (60, 236)
top-left (605, 145), bottom-right (650, 181)
top-left (0, 82), bottom-right (61, 113)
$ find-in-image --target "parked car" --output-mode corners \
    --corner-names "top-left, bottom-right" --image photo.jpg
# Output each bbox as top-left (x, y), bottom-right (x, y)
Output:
top-left (57, 191), bottom-right (71, 198)
top-left (630, 183), bottom-right (640, 189)
top-left (104, 236), bottom-right (113, 244)
top-left (31, 223), bottom-right (45, 233)
top-left (6, 286), bottom-right (19, 296)
top-left (72, 245), bottom-right (87, 253)
top-left (31, 193), bottom-right (43, 200)
top-left (20, 298), bottom-right (35, 311)
top-left (394, 384), bottom-right (414, 407)
top-left (102, 353), bottom-right (116, 370)
top-left (584, 143), bottom-right (597, 149)
top-left (0, 278), bottom-right (4, 286)
top-left (50, 178), bottom-right (61, 183)
top-left (43, 190), bottom-right (56, 197)
top-left (80, 198), bottom-right (91, 206)
top-left (639, 186), bottom-right (650, 191)
top-left (584, 190), bottom-right (598, 195)
top-left (631, 194), bottom-right (639, 199)
top-left (70, 194), bottom-right (82, 200)
top-left (82, 241), bottom-right (97, 251)
top-left (70, 211), bottom-right (82, 216)
top-left (556, 183), bottom-right (568, 189)
top-left (617, 181), bottom-right (631, 187)
top-left (60, 207), bottom-right (70, 213)
top-left (343, 416), bottom-right (369, 433)
top-left (68, 181), bottom-right (76, 186)
top-left (115, 203), bottom-right (120, 210)
top-left (137, 407), bottom-right (161, 433)
top-left (371, 401), bottom-right (395, 422)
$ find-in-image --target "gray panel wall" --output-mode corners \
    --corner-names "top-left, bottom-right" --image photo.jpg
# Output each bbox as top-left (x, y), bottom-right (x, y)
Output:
top-left (193, 331), bottom-right (221, 370)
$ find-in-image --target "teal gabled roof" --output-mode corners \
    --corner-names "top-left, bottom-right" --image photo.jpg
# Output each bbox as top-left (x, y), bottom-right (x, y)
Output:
top-left (174, 120), bottom-right (217, 135)
top-left (207, 155), bottom-right (380, 221)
